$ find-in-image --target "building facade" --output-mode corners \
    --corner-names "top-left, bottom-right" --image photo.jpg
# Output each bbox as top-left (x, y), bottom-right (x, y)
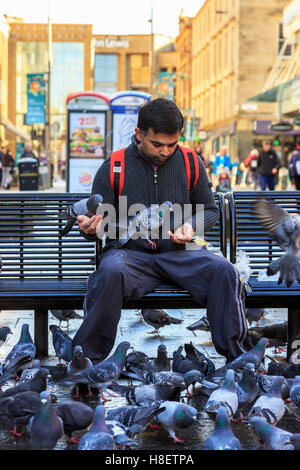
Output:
top-left (175, 15), bottom-right (193, 112)
top-left (0, 14), bottom-right (9, 145)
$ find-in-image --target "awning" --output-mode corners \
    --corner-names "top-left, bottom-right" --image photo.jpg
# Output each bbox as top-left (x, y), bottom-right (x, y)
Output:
top-left (0, 117), bottom-right (31, 141)
top-left (248, 76), bottom-right (300, 103)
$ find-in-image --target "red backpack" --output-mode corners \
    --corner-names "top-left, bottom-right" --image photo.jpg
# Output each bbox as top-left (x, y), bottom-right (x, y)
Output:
top-left (109, 145), bottom-right (200, 204)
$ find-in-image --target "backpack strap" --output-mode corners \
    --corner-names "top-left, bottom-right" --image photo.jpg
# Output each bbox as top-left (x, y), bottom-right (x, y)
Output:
top-left (179, 145), bottom-right (200, 205)
top-left (110, 148), bottom-right (126, 204)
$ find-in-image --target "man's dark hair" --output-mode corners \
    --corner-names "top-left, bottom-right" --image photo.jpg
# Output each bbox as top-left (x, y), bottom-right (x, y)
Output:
top-left (137, 98), bottom-right (184, 135)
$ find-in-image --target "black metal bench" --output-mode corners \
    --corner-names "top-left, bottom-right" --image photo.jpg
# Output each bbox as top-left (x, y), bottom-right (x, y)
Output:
top-left (0, 192), bottom-right (226, 357)
top-left (227, 191), bottom-right (300, 360)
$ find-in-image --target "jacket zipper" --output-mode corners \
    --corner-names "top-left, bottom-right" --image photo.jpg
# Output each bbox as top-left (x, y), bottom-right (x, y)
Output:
top-left (154, 168), bottom-right (158, 204)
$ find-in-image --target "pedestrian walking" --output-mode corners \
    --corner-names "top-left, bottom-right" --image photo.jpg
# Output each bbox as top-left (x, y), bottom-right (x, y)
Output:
top-left (245, 149), bottom-right (259, 190)
top-left (1, 146), bottom-right (15, 190)
top-left (257, 140), bottom-right (280, 190)
top-left (288, 141), bottom-right (300, 190)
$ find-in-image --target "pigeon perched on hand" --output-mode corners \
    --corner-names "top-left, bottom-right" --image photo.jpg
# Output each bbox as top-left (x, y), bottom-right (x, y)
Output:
top-left (50, 310), bottom-right (83, 329)
top-left (203, 406), bottom-right (242, 450)
top-left (49, 325), bottom-right (73, 365)
top-left (0, 327), bottom-right (12, 347)
top-left (28, 391), bottom-right (64, 449)
top-left (255, 199), bottom-right (300, 287)
top-left (113, 201), bottom-right (173, 250)
top-left (141, 309), bottom-right (182, 335)
top-left (53, 400), bottom-right (94, 444)
top-left (247, 376), bottom-right (286, 425)
top-left (60, 194), bottom-right (103, 236)
top-left (249, 416), bottom-right (294, 450)
top-left (78, 405), bottom-right (116, 450)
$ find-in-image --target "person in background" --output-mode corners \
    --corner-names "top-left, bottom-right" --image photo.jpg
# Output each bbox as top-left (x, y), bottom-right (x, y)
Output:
top-left (288, 141), bottom-right (300, 190)
top-left (1, 146), bottom-right (15, 190)
top-left (0, 145), bottom-right (3, 184)
top-left (19, 141), bottom-right (39, 162)
top-left (194, 142), bottom-right (205, 165)
top-left (245, 149), bottom-right (259, 190)
top-left (212, 145), bottom-right (232, 178)
top-left (257, 140), bottom-right (280, 191)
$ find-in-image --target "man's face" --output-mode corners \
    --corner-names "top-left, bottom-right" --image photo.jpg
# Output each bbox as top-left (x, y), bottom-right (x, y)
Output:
top-left (263, 142), bottom-right (271, 152)
top-left (26, 143), bottom-right (33, 152)
top-left (135, 127), bottom-right (180, 166)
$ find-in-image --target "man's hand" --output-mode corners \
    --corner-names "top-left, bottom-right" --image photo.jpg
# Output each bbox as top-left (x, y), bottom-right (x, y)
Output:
top-left (168, 223), bottom-right (194, 244)
top-left (272, 168), bottom-right (278, 175)
top-left (78, 215), bottom-right (103, 236)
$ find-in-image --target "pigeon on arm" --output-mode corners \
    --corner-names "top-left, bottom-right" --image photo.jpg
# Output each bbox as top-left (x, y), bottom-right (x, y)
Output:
top-left (255, 199), bottom-right (300, 287)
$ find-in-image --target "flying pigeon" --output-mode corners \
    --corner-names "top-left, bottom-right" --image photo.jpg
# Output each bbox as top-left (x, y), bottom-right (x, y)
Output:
top-left (67, 345), bottom-right (93, 397)
top-left (77, 405), bottom-right (116, 450)
top-left (53, 400), bottom-right (94, 444)
top-left (204, 369), bottom-right (238, 419)
top-left (3, 324), bottom-right (36, 379)
top-left (113, 201), bottom-right (173, 250)
top-left (28, 391), bottom-right (64, 449)
top-left (0, 326), bottom-right (12, 347)
top-left (49, 325), bottom-right (73, 365)
top-left (60, 341), bottom-right (132, 402)
top-left (0, 367), bottom-right (51, 398)
top-left (247, 376), bottom-right (286, 425)
top-left (154, 401), bottom-right (198, 444)
top-left (60, 194), bottom-right (103, 236)
top-left (255, 198), bottom-right (300, 287)
top-left (203, 406), bottom-right (242, 450)
top-left (249, 416), bottom-right (294, 450)
top-left (50, 310), bottom-right (84, 329)
top-left (141, 309), bottom-right (182, 334)
top-left (186, 315), bottom-right (210, 334)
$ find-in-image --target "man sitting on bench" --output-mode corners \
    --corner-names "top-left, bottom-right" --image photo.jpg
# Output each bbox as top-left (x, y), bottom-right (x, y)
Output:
top-left (73, 98), bottom-right (249, 365)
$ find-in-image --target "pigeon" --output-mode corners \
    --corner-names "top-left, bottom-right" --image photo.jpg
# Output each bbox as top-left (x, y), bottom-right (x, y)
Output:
top-left (60, 341), bottom-right (132, 402)
top-left (0, 326), bottom-right (12, 347)
top-left (255, 198), bottom-right (300, 287)
top-left (125, 351), bottom-right (149, 370)
top-left (184, 342), bottom-right (215, 376)
top-left (50, 310), bottom-right (84, 329)
top-left (249, 322), bottom-right (287, 352)
top-left (0, 367), bottom-right (51, 398)
top-left (3, 324), bottom-right (36, 377)
top-left (106, 402), bottom-right (166, 437)
top-left (235, 363), bottom-right (258, 408)
top-left (126, 345), bottom-right (170, 375)
top-left (141, 309), bottom-right (182, 334)
top-left (290, 434), bottom-right (300, 450)
top-left (226, 338), bottom-right (269, 372)
top-left (52, 400), bottom-right (94, 444)
top-left (290, 375), bottom-right (300, 407)
top-left (77, 405), bottom-right (116, 450)
top-left (186, 315), bottom-right (210, 334)
top-left (60, 194), bottom-right (103, 236)
top-left (249, 416), bottom-right (294, 450)
top-left (67, 345), bottom-right (93, 397)
top-left (245, 308), bottom-right (268, 327)
top-left (109, 375), bottom-right (186, 406)
top-left (19, 359), bottom-right (41, 383)
top-left (247, 376), bottom-right (286, 425)
top-left (113, 201), bottom-right (173, 250)
top-left (203, 406), bottom-right (242, 450)
top-left (106, 420), bottom-right (138, 448)
top-left (154, 401), bottom-right (198, 443)
top-left (204, 369), bottom-right (238, 419)
top-left (49, 325), bottom-right (73, 365)
top-left (0, 391), bottom-right (42, 436)
top-left (267, 358), bottom-right (300, 378)
top-left (255, 372), bottom-right (294, 398)
top-left (28, 391), bottom-right (64, 449)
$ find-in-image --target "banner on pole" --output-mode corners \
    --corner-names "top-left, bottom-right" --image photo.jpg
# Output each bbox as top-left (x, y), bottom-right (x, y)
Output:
top-left (26, 74), bottom-right (46, 125)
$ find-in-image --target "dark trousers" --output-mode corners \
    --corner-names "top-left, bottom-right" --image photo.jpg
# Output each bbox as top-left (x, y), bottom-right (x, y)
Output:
top-left (72, 247), bottom-right (249, 364)
top-left (259, 174), bottom-right (275, 190)
top-left (294, 175), bottom-right (300, 190)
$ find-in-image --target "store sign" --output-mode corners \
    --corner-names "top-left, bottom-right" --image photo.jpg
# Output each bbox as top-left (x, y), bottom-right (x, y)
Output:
top-left (95, 38), bottom-right (130, 49)
top-left (26, 74), bottom-right (45, 124)
top-left (293, 118), bottom-right (300, 126)
top-left (270, 121), bottom-right (294, 132)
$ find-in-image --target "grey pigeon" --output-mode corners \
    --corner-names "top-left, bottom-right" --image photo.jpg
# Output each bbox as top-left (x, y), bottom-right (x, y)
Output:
top-left (50, 310), bottom-right (84, 329)
top-left (53, 400), bottom-right (94, 444)
top-left (106, 402), bottom-right (165, 437)
top-left (125, 351), bottom-right (149, 369)
top-left (227, 338), bottom-right (269, 372)
top-left (0, 367), bottom-right (51, 398)
top-left (67, 345), bottom-right (93, 397)
top-left (247, 376), bottom-right (286, 425)
top-left (154, 401), bottom-right (198, 443)
top-left (267, 357), bottom-right (300, 378)
top-left (61, 341), bottom-right (131, 402)
top-left (19, 359), bottom-right (41, 383)
top-left (28, 391), bottom-right (64, 449)
top-left (184, 342), bottom-right (215, 376)
top-left (77, 405), bottom-right (116, 450)
top-left (126, 345), bottom-right (170, 375)
top-left (290, 375), bottom-right (300, 407)
top-left (106, 420), bottom-right (138, 448)
top-left (255, 372), bottom-right (294, 398)
top-left (3, 324), bottom-right (36, 377)
top-left (113, 201), bottom-right (173, 250)
top-left (141, 309), bottom-right (182, 334)
top-left (255, 199), bottom-right (300, 287)
top-left (203, 406), bottom-right (242, 450)
top-left (249, 322), bottom-right (287, 352)
top-left (290, 434), bottom-right (300, 450)
top-left (49, 324), bottom-right (73, 365)
top-left (236, 363), bottom-right (258, 408)
top-left (0, 390), bottom-right (41, 436)
top-left (0, 326), bottom-right (12, 347)
top-left (60, 194), bottom-right (103, 236)
top-left (245, 308), bottom-right (267, 327)
top-left (249, 416), bottom-right (294, 450)
top-left (186, 315), bottom-right (210, 334)
top-left (204, 369), bottom-right (238, 419)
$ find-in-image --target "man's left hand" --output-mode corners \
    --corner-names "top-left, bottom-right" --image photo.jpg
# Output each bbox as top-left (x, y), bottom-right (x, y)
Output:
top-left (168, 223), bottom-right (194, 244)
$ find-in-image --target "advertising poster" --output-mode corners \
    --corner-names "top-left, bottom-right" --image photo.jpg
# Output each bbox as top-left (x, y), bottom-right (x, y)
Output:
top-left (155, 72), bottom-right (175, 101)
top-left (68, 158), bottom-right (104, 193)
top-left (69, 112), bottom-right (106, 158)
top-left (112, 112), bottom-right (138, 151)
top-left (26, 74), bottom-right (46, 124)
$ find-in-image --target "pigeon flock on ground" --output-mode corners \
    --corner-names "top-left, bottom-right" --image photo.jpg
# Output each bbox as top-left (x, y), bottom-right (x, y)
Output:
top-left (0, 313), bottom-right (297, 451)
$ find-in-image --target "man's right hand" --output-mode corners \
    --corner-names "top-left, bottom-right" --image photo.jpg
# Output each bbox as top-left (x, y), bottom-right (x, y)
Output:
top-left (78, 215), bottom-right (103, 236)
